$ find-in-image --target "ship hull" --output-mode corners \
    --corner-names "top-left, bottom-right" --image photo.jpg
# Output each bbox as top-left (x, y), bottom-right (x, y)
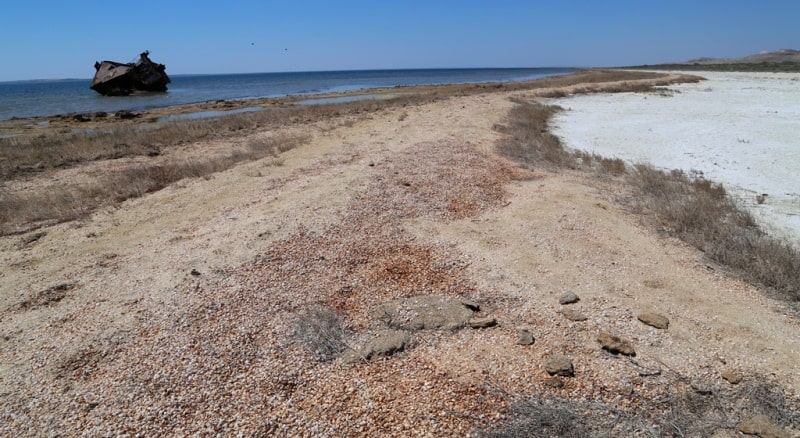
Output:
top-left (91, 52), bottom-right (170, 96)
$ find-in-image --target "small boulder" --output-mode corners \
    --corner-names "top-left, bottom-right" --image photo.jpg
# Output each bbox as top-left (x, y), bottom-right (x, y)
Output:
top-left (516, 329), bottom-right (535, 346)
top-left (597, 332), bottom-right (636, 356)
top-left (737, 415), bottom-right (791, 438)
top-left (544, 354), bottom-right (574, 377)
top-left (559, 292), bottom-right (580, 305)
top-left (638, 312), bottom-right (670, 329)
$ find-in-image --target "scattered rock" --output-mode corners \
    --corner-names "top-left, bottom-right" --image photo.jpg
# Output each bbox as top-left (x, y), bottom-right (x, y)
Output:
top-left (190, 269), bottom-right (202, 276)
top-left (637, 312), bottom-right (670, 329)
top-left (558, 291), bottom-right (580, 305)
top-left (342, 330), bottom-right (411, 364)
top-left (373, 295), bottom-right (478, 331)
top-left (73, 113), bottom-right (92, 122)
top-left (559, 308), bottom-right (588, 321)
top-left (544, 354), bottom-right (574, 377)
top-left (597, 332), bottom-right (636, 356)
top-left (721, 369), bottom-right (743, 384)
top-left (468, 316), bottom-right (497, 329)
top-left (738, 415), bottom-right (791, 438)
top-left (516, 329), bottom-right (535, 346)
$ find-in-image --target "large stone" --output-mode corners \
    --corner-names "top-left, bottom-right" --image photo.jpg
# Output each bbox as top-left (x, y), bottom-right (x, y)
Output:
top-left (544, 354), bottom-right (574, 377)
top-left (637, 312), bottom-right (670, 329)
top-left (737, 415), bottom-right (791, 438)
top-left (342, 330), bottom-right (411, 364)
top-left (597, 332), bottom-right (636, 356)
top-left (373, 295), bottom-right (478, 331)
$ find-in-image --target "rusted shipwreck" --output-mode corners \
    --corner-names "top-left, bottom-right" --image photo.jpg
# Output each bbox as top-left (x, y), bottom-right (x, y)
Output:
top-left (90, 51), bottom-right (171, 96)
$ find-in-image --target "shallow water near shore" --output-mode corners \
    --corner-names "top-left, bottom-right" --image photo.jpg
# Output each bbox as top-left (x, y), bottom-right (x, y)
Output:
top-left (0, 68), bottom-right (575, 121)
top-left (551, 71), bottom-right (800, 243)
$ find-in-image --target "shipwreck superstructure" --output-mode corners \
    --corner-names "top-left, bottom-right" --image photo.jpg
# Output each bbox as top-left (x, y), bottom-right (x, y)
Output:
top-left (90, 51), bottom-right (171, 96)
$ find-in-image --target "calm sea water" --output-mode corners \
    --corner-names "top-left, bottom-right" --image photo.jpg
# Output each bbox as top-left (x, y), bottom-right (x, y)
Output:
top-left (0, 68), bottom-right (575, 121)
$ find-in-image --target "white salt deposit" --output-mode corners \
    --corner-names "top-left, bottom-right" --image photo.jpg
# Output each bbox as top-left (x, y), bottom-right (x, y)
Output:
top-left (550, 71), bottom-right (800, 244)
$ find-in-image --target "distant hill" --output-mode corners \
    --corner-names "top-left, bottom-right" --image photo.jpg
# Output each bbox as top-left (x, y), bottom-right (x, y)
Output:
top-left (686, 49), bottom-right (800, 64)
top-left (620, 49), bottom-right (800, 72)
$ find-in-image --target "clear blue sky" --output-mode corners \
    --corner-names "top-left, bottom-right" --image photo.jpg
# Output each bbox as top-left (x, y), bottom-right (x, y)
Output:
top-left (1, 0), bottom-right (797, 81)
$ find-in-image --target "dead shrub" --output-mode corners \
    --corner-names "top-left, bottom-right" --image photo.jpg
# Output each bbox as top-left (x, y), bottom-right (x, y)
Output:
top-left (293, 304), bottom-right (348, 361)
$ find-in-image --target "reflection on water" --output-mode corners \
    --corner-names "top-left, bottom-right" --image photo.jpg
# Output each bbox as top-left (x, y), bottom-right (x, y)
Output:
top-left (156, 106), bottom-right (264, 122)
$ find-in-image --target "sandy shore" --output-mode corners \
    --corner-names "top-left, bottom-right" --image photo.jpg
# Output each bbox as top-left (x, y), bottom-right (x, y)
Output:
top-left (550, 71), bottom-right (800, 243)
top-left (1, 74), bottom-right (798, 436)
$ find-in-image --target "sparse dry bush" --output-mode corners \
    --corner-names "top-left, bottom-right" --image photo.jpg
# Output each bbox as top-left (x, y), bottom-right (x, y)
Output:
top-left (293, 304), bottom-right (348, 361)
